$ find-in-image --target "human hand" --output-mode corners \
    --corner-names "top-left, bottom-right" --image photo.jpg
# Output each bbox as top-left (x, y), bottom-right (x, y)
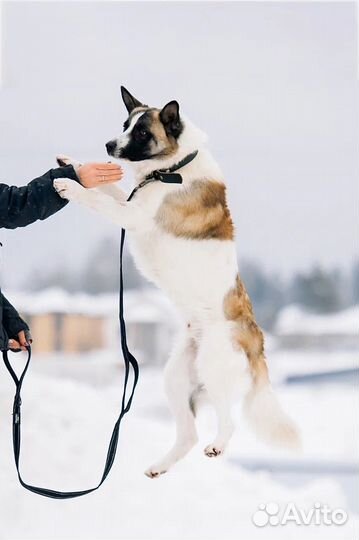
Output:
top-left (8, 330), bottom-right (32, 352)
top-left (77, 162), bottom-right (124, 188)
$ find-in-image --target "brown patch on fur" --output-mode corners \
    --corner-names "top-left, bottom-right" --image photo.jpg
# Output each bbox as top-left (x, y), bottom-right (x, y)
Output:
top-left (156, 180), bottom-right (234, 240)
top-left (127, 108), bottom-right (178, 158)
top-left (149, 110), bottom-right (178, 156)
top-left (224, 275), bottom-right (269, 388)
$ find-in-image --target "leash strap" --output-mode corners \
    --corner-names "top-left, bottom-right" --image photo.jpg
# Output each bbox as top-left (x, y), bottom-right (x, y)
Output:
top-left (1, 151), bottom-right (193, 499)
top-left (1, 193), bottom-right (139, 499)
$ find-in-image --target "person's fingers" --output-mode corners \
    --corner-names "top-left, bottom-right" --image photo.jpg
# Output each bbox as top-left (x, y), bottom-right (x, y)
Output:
top-left (96, 173), bottom-right (124, 181)
top-left (96, 169), bottom-right (123, 176)
top-left (97, 172), bottom-right (123, 177)
top-left (18, 330), bottom-right (28, 347)
top-left (98, 177), bottom-right (122, 185)
top-left (93, 163), bottom-right (121, 170)
top-left (25, 330), bottom-right (33, 344)
top-left (77, 163), bottom-right (124, 188)
top-left (8, 339), bottom-right (22, 352)
top-left (95, 162), bottom-right (120, 166)
top-left (95, 167), bottom-right (122, 172)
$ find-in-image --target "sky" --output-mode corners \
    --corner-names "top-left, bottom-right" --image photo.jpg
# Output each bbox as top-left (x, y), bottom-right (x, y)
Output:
top-left (0, 1), bottom-right (357, 289)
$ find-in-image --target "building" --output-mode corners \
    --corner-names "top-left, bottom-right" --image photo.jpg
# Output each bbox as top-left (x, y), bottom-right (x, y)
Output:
top-left (7, 287), bottom-right (177, 364)
top-left (275, 304), bottom-right (359, 350)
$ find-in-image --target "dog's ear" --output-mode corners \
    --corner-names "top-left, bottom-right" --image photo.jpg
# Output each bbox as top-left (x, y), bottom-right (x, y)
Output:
top-left (160, 101), bottom-right (181, 137)
top-left (121, 86), bottom-right (144, 114)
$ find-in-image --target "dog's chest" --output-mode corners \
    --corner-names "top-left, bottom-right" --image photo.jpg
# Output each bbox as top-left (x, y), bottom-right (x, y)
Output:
top-left (127, 179), bottom-right (238, 316)
top-left (128, 227), bottom-right (238, 318)
top-left (127, 182), bottom-right (186, 284)
top-left (128, 227), bottom-right (182, 287)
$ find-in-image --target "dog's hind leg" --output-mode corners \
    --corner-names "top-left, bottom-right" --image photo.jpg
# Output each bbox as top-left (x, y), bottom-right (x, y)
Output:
top-left (197, 322), bottom-right (251, 458)
top-left (145, 329), bottom-right (199, 478)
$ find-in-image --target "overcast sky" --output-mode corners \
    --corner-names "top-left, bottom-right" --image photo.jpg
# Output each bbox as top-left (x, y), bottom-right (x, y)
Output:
top-left (0, 1), bottom-right (357, 289)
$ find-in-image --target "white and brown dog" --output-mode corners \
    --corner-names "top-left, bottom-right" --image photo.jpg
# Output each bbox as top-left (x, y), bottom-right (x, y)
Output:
top-left (54, 87), bottom-right (299, 478)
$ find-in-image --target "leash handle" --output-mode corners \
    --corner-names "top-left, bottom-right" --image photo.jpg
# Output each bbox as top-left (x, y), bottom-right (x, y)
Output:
top-left (2, 222), bottom-right (139, 499)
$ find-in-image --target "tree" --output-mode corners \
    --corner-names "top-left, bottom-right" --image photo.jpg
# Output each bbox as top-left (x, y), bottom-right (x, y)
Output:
top-left (25, 237), bottom-right (147, 293)
top-left (82, 237), bottom-right (146, 293)
top-left (27, 266), bottom-right (80, 293)
top-left (289, 265), bottom-right (343, 313)
top-left (239, 260), bottom-right (285, 330)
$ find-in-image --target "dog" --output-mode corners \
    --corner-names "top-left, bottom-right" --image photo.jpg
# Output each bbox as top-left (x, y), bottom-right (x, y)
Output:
top-left (54, 87), bottom-right (300, 478)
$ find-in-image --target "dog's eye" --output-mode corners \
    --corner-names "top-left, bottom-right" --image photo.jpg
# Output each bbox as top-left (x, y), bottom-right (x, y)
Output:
top-left (134, 127), bottom-right (151, 142)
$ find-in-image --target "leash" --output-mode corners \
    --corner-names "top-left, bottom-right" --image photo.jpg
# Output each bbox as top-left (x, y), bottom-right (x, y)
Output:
top-left (1, 150), bottom-right (197, 499)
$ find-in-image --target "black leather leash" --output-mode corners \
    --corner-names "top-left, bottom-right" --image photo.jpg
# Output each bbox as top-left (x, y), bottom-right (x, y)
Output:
top-left (1, 150), bottom-right (197, 499)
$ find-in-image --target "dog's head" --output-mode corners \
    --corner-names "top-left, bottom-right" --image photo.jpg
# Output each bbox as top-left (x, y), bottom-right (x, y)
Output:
top-left (106, 87), bottom-right (184, 162)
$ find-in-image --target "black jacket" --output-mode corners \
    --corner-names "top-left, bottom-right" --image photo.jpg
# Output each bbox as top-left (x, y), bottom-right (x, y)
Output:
top-left (0, 165), bottom-right (78, 350)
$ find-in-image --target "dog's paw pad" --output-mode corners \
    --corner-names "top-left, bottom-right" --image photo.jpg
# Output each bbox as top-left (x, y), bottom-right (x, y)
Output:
top-left (144, 467), bottom-right (167, 479)
top-left (204, 445), bottom-right (223, 458)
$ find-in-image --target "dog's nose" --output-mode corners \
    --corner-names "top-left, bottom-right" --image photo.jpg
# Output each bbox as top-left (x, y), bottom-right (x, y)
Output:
top-left (106, 140), bottom-right (117, 155)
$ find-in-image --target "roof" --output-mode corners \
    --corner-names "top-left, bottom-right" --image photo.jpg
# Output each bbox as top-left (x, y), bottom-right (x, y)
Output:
top-left (6, 287), bottom-right (176, 323)
top-left (275, 304), bottom-right (359, 336)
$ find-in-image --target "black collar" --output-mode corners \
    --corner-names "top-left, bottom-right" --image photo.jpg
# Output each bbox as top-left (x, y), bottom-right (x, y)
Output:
top-left (145, 149), bottom-right (198, 184)
top-left (127, 150), bottom-right (198, 201)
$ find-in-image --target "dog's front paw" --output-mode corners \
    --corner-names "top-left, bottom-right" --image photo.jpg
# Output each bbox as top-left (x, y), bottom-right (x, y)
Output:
top-left (54, 178), bottom-right (84, 201)
top-left (56, 154), bottom-right (83, 169)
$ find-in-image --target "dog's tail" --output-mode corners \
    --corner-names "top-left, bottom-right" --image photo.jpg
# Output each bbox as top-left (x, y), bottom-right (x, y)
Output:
top-left (243, 355), bottom-right (300, 449)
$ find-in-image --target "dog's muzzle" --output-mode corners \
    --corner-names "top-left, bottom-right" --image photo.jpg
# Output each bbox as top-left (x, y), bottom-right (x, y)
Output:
top-left (105, 140), bottom-right (117, 156)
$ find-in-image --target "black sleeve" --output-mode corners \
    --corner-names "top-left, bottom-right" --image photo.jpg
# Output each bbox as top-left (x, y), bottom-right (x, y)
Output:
top-left (0, 165), bottom-right (79, 229)
top-left (1, 293), bottom-right (29, 339)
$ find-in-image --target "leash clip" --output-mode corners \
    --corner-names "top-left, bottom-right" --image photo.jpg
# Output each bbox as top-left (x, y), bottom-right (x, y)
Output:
top-left (152, 170), bottom-right (163, 181)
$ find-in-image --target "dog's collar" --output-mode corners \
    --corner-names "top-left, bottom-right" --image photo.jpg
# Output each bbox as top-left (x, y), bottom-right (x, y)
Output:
top-left (145, 149), bottom-right (199, 184)
top-left (128, 150), bottom-right (198, 201)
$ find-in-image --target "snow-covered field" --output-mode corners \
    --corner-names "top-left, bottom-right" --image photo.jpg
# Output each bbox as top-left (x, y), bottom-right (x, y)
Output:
top-left (0, 349), bottom-right (358, 540)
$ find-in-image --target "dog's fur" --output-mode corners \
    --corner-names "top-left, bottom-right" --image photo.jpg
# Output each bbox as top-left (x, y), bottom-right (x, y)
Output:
top-left (54, 87), bottom-right (300, 478)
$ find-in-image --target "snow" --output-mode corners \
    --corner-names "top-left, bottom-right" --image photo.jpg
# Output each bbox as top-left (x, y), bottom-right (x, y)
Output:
top-left (275, 305), bottom-right (359, 336)
top-left (0, 349), bottom-right (358, 540)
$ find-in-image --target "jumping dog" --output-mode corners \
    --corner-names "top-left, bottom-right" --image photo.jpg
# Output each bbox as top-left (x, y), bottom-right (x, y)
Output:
top-left (54, 87), bottom-right (299, 478)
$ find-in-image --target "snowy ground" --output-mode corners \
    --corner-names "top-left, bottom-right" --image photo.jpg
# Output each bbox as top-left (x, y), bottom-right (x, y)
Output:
top-left (0, 349), bottom-right (358, 540)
